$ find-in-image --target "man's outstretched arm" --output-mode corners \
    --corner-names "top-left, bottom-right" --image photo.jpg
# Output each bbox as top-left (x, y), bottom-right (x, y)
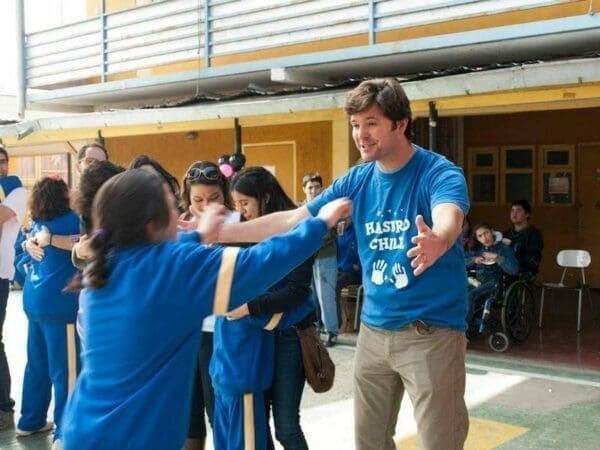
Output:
top-left (216, 205), bottom-right (311, 243)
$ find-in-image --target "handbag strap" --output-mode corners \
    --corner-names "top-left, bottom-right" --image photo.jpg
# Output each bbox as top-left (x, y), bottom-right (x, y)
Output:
top-left (213, 246), bottom-right (240, 315)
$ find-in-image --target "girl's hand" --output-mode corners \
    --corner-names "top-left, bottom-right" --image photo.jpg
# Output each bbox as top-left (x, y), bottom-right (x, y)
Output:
top-left (34, 226), bottom-right (51, 248)
top-left (317, 198), bottom-right (353, 228)
top-left (226, 303), bottom-right (250, 321)
top-left (197, 204), bottom-right (227, 243)
top-left (177, 212), bottom-right (197, 231)
top-left (482, 252), bottom-right (498, 262)
top-left (25, 238), bottom-right (44, 261)
top-left (74, 234), bottom-right (93, 260)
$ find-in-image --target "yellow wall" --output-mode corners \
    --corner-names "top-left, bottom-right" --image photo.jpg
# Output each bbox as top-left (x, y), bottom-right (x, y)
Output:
top-left (464, 107), bottom-right (600, 285)
top-left (105, 121), bottom-right (332, 200)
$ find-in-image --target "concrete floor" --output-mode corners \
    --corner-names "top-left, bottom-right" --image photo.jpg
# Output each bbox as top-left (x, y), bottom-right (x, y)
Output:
top-left (1, 289), bottom-right (599, 449)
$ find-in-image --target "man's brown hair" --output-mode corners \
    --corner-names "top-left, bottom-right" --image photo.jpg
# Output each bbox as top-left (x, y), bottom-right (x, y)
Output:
top-left (344, 78), bottom-right (413, 139)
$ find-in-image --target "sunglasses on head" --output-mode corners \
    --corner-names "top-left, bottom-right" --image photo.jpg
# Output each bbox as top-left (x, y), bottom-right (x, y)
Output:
top-left (186, 166), bottom-right (220, 182)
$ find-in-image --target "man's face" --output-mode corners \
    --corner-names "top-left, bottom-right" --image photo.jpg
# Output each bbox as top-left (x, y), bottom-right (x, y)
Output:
top-left (350, 103), bottom-right (406, 163)
top-left (303, 181), bottom-right (322, 201)
top-left (0, 153), bottom-right (8, 178)
top-left (475, 227), bottom-right (495, 247)
top-left (510, 205), bottom-right (529, 226)
top-left (78, 146), bottom-right (107, 173)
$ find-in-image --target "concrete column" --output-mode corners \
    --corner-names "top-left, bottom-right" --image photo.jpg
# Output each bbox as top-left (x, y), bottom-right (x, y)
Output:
top-left (331, 119), bottom-right (355, 180)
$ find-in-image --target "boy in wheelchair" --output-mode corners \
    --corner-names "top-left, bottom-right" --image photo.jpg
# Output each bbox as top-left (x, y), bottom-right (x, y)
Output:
top-left (465, 222), bottom-right (519, 339)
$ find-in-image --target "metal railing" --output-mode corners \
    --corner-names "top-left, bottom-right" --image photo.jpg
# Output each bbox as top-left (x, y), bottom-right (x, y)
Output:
top-left (24, 0), bottom-right (573, 88)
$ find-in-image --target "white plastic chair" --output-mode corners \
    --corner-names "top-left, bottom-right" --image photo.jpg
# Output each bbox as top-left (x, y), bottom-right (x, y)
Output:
top-left (539, 250), bottom-right (592, 332)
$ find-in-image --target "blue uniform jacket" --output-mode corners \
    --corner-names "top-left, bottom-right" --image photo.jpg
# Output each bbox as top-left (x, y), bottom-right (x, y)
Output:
top-left (61, 218), bottom-right (328, 450)
top-left (465, 242), bottom-right (519, 284)
top-left (211, 298), bottom-right (313, 395)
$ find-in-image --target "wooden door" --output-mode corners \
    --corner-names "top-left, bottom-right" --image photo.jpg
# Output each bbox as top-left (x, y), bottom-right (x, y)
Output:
top-left (577, 144), bottom-right (600, 287)
top-left (242, 142), bottom-right (297, 202)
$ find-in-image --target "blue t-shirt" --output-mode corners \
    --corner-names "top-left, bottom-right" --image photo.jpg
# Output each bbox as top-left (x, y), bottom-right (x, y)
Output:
top-left (22, 211), bottom-right (80, 322)
top-left (308, 146), bottom-right (470, 331)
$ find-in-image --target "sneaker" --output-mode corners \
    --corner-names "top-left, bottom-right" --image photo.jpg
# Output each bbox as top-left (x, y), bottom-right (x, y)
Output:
top-left (15, 421), bottom-right (54, 437)
top-left (0, 410), bottom-right (14, 431)
top-left (324, 333), bottom-right (338, 348)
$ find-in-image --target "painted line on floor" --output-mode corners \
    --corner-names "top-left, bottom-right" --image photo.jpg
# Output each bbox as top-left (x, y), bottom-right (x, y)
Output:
top-left (466, 362), bottom-right (600, 388)
top-left (396, 417), bottom-right (529, 449)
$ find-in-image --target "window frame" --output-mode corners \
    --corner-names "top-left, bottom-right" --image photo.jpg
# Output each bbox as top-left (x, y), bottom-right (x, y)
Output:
top-left (500, 145), bottom-right (536, 205)
top-left (468, 146), bottom-right (498, 205)
top-left (539, 144), bottom-right (575, 206)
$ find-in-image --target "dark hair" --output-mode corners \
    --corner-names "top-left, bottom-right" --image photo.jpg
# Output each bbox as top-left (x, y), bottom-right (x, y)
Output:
top-left (230, 166), bottom-right (296, 217)
top-left (29, 177), bottom-right (71, 221)
top-left (77, 160), bottom-right (125, 234)
top-left (181, 161), bottom-right (233, 211)
top-left (77, 143), bottom-right (109, 162)
top-left (128, 155), bottom-right (181, 201)
top-left (344, 78), bottom-right (413, 139)
top-left (302, 172), bottom-right (322, 188)
top-left (0, 146), bottom-right (8, 161)
top-left (472, 221), bottom-right (492, 236)
top-left (82, 169), bottom-right (171, 289)
top-left (511, 199), bottom-right (531, 215)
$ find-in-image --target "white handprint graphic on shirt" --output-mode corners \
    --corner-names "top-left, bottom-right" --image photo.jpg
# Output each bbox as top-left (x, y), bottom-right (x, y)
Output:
top-left (391, 263), bottom-right (409, 289)
top-left (371, 260), bottom-right (387, 285)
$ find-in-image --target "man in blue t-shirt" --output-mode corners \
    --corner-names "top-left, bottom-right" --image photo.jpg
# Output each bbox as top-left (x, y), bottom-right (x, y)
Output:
top-left (218, 78), bottom-right (470, 450)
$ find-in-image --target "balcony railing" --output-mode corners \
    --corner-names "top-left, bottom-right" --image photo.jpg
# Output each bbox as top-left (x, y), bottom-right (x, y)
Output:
top-left (25, 0), bottom-right (573, 88)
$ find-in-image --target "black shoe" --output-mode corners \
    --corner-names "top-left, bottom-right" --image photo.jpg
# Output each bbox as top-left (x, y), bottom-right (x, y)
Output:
top-left (0, 410), bottom-right (14, 431)
top-left (324, 333), bottom-right (338, 348)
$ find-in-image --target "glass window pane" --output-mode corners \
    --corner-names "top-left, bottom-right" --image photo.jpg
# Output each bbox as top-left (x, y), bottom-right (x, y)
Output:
top-left (15, 157), bottom-right (36, 179)
top-left (543, 172), bottom-right (572, 204)
top-left (505, 173), bottom-right (532, 203)
top-left (472, 174), bottom-right (495, 202)
top-left (506, 149), bottom-right (533, 169)
top-left (40, 154), bottom-right (70, 184)
top-left (475, 153), bottom-right (494, 168)
top-left (546, 150), bottom-right (569, 166)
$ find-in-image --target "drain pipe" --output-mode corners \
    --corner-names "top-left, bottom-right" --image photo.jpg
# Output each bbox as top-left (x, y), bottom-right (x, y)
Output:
top-left (428, 101), bottom-right (438, 152)
top-left (16, 0), bottom-right (26, 119)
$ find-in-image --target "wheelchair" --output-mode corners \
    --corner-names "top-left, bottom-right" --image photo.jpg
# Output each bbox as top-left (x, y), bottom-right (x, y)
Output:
top-left (467, 274), bottom-right (536, 352)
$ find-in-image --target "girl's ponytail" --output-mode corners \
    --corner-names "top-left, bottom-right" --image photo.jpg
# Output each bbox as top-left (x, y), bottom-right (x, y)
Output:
top-left (83, 228), bottom-right (112, 289)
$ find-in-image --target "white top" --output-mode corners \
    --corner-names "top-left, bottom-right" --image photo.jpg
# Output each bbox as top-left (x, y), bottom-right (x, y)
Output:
top-left (0, 187), bottom-right (28, 279)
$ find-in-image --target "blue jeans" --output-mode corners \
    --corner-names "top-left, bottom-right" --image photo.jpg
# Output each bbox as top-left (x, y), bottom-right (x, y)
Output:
top-left (0, 279), bottom-right (15, 413)
top-left (267, 328), bottom-right (308, 450)
top-left (313, 255), bottom-right (339, 335)
top-left (188, 331), bottom-right (215, 438)
top-left (466, 281), bottom-right (497, 327)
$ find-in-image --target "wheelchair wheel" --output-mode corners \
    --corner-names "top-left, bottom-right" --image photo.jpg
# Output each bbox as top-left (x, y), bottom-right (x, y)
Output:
top-left (501, 280), bottom-right (535, 343)
top-left (488, 332), bottom-right (509, 352)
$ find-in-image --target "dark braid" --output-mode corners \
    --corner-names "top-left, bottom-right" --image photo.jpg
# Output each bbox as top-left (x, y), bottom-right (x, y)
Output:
top-left (70, 169), bottom-right (171, 290)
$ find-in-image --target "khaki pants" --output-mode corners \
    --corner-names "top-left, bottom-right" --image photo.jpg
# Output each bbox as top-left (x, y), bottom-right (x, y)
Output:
top-left (354, 323), bottom-right (469, 450)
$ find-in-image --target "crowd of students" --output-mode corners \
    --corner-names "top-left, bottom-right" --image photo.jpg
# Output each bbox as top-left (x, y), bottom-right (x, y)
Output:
top-left (0, 145), bottom-right (353, 450)
top-left (0, 77), bottom-right (547, 450)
